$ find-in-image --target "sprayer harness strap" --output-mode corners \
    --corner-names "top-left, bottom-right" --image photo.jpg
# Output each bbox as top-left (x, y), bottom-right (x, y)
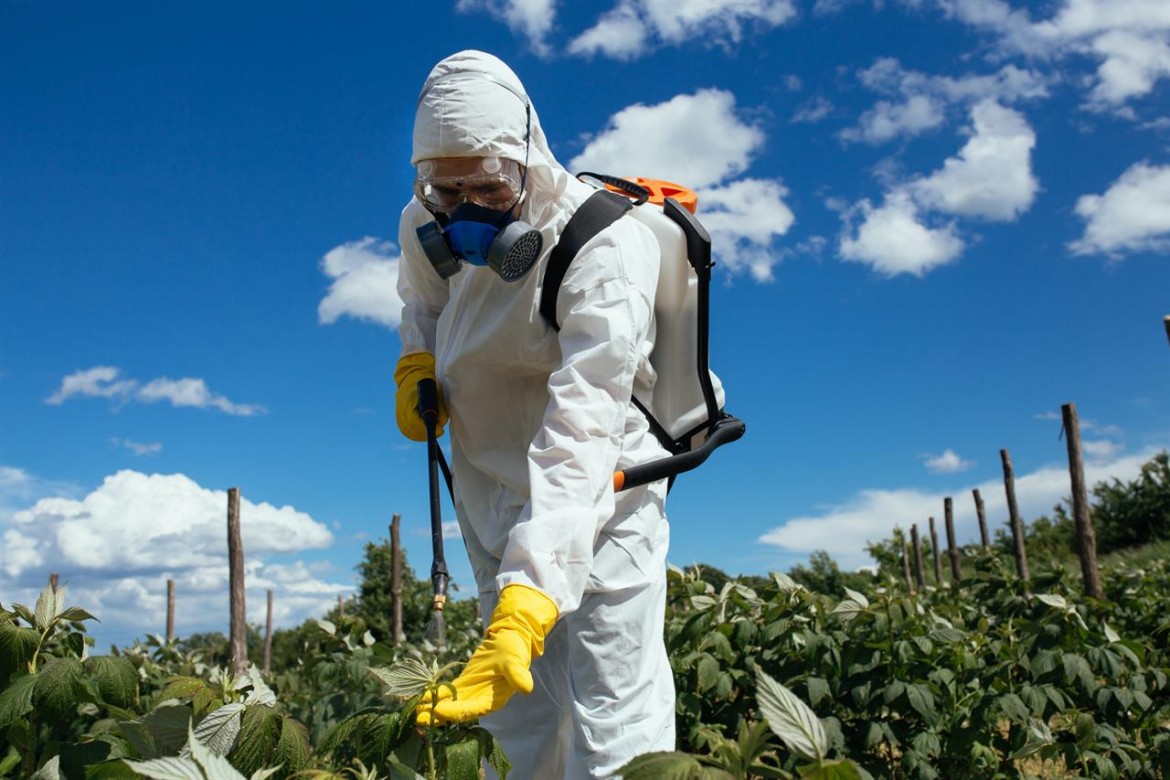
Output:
top-left (539, 188), bottom-right (685, 457)
top-left (539, 189), bottom-right (634, 331)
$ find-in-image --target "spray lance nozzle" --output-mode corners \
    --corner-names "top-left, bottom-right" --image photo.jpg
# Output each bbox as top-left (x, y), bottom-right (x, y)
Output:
top-left (417, 377), bottom-right (450, 648)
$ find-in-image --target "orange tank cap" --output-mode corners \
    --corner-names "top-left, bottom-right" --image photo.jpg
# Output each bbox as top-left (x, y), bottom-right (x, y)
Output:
top-left (605, 177), bottom-right (698, 214)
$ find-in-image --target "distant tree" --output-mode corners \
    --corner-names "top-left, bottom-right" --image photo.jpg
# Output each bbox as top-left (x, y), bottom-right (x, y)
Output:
top-left (864, 526), bottom-right (908, 581)
top-left (1090, 451), bottom-right (1170, 552)
top-left (789, 550), bottom-right (878, 596)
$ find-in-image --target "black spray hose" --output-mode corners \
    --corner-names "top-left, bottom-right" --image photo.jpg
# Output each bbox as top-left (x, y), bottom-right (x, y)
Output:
top-left (417, 378), bottom-right (449, 647)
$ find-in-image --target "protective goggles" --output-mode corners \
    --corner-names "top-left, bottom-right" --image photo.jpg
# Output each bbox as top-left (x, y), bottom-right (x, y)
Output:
top-left (414, 157), bottom-right (524, 214)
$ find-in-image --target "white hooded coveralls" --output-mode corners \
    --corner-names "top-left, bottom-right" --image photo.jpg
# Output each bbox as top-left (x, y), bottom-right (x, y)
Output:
top-left (397, 51), bottom-right (676, 778)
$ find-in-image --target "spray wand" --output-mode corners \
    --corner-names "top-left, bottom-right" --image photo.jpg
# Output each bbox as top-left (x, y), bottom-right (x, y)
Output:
top-left (417, 377), bottom-right (449, 648)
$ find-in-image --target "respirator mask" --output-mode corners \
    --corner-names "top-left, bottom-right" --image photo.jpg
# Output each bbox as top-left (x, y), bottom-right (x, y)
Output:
top-left (414, 156), bottom-right (544, 283)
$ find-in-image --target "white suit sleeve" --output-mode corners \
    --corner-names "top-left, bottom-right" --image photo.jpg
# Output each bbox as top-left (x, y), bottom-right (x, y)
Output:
top-left (497, 218), bottom-right (659, 614)
top-left (396, 201), bottom-right (450, 357)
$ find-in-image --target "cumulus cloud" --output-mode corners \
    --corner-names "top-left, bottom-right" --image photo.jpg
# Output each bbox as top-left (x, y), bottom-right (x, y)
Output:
top-left (841, 58), bottom-right (1048, 144)
top-left (570, 89), bottom-right (794, 280)
top-left (456, 0), bottom-right (557, 55)
top-left (1, 470), bottom-right (346, 647)
top-left (909, 100), bottom-right (1039, 221)
top-left (112, 438), bottom-right (162, 456)
top-left (792, 96), bottom-right (834, 124)
top-left (569, 89), bottom-right (763, 189)
top-left (1068, 162), bottom-right (1170, 257)
top-left (759, 445), bottom-right (1165, 571)
top-left (46, 367), bottom-right (265, 416)
top-left (924, 449), bottom-right (975, 474)
top-left (698, 179), bottom-right (795, 281)
top-left (568, 0), bottom-right (797, 60)
top-left (318, 237), bottom-right (405, 329)
top-left (942, 0), bottom-right (1170, 113)
top-left (838, 190), bottom-right (965, 277)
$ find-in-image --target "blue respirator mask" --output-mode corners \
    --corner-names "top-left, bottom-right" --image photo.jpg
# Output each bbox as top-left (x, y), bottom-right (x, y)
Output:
top-left (415, 194), bottom-right (544, 283)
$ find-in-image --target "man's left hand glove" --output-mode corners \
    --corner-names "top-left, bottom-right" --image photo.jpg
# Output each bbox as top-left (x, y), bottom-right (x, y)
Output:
top-left (416, 584), bottom-right (558, 726)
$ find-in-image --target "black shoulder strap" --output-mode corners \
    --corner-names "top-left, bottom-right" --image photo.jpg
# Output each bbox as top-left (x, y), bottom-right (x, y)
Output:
top-left (539, 189), bottom-right (634, 331)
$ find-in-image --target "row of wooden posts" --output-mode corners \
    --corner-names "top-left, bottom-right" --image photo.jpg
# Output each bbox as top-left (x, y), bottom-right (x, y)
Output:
top-left (897, 402), bottom-right (1102, 599)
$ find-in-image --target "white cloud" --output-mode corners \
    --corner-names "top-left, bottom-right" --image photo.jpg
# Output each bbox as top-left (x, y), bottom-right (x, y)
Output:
top-left (1, 470), bottom-right (346, 646)
top-left (1068, 161), bottom-right (1170, 257)
top-left (46, 366), bottom-right (136, 405)
top-left (1082, 439), bottom-right (1125, 463)
top-left (569, 0), bottom-right (797, 59)
top-left (46, 367), bottom-right (265, 416)
top-left (841, 95), bottom-right (947, 144)
top-left (758, 445), bottom-right (1165, 571)
top-left (839, 190), bottom-right (965, 277)
top-left (569, 89), bottom-right (764, 189)
top-left (943, 0), bottom-right (1170, 112)
top-left (567, 2), bottom-right (648, 60)
top-left (318, 237), bottom-right (405, 329)
top-left (909, 100), bottom-right (1039, 221)
top-left (792, 96), bottom-right (834, 124)
top-left (925, 449), bottom-right (975, 474)
top-left (842, 58), bottom-right (1048, 144)
top-left (456, 0), bottom-right (557, 55)
top-left (698, 179), bottom-right (795, 282)
top-left (112, 438), bottom-right (163, 456)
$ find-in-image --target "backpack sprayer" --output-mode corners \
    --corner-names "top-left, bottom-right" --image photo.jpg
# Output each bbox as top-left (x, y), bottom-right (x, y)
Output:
top-left (416, 174), bottom-right (745, 646)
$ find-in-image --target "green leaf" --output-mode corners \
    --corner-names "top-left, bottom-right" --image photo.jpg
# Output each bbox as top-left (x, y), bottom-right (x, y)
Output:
top-left (187, 702), bottom-right (243, 757)
top-left (756, 669), bottom-right (827, 763)
top-left (370, 658), bottom-right (436, 698)
top-left (86, 656), bottom-right (138, 709)
top-left (227, 705), bottom-right (281, 776)
top-left (84, 759), bottom-right (144, 779)
top-left (0, 672), bottom-right (36, 728)
top-left (997, 693), bottom-right (1029, 723)
top-left (696, 654), bottom-right (719, 692)
top-left (276, 716), bottom-right (311, 774)
top-left (144, 703), bottom-right (195, 757)
top-left (444, 738), bottom-right (480, 780)
top-left (34, 656), bottom-right (90, 719)
top-left (186, 722), bottom-right (249, 779)
top-left (123, 756), bottom-right (210, 779)
top-left (59, 607), bottom-right (99, 624)
top-left (0, 622), bottom-right (39, 680)
top-left (34, 583), bottom-right (58, 633)
top-left (617, 751), bottom-right (731, 780)
top-left (905, 684), bottom-right (936, 722)
top-left (799, 759), bottom-right (865, 780)
top-left (59, 739), bottom-right (113, 779)
top-left (1035, 593), bottom-right (1069, 611)
top-left (806, 677), bottom-right (830, 708)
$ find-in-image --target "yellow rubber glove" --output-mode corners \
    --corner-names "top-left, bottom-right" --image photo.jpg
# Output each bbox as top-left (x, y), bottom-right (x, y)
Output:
top-left (393, 352), bottom-right (448, 442)
top-left (416, 584), bottom-right (558, 726)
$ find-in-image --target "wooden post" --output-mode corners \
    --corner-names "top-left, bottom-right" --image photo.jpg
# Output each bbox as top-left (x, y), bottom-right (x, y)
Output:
top-left (928, 517), bottom-right (942, 584)
top-left (390, 514), bottom-right (404, 644)
top-left (901, 541), bottom-right (914, 593)
top-left (1062, 403), bottom-right (1102, 599)
top-left (1001, 449), bottom-right (1030, 585)
top-left (166, 579), bottom-right (175, 643)
top-left (1163, 315), bottom-right (1169, 347)
top-left (227, 487), bottom-right (248, 676)
top-left (263, 589), bottom-right (274, 677)
top-left (49, 573), bottom-right (59, 590)
top-left (337, 595), bottom-right (345, 617)
top-left (944, 497), bottom-right (961, 583)
top-left (973, 489), bottom-right (989, 548)
top-left (910, 524), bottom-right (926, 590)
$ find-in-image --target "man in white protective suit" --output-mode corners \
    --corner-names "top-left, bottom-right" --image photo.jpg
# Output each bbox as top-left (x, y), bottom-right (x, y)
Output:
top-left (393, 50), bottom-right (676, 778)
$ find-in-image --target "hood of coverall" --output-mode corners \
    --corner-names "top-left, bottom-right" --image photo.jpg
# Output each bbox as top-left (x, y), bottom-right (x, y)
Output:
top-left (412, 50), bottom-right (585, 235)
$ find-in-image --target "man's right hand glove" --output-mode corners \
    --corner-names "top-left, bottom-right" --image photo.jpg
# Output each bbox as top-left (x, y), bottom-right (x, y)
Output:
top-left (416, 584), bottom-right (558, 726)
top-left (394, 352), bottom-right (448, 442)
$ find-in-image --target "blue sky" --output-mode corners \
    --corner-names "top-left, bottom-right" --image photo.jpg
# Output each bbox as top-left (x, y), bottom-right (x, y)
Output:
top-left (2, 0), bottom-right (1168, 648)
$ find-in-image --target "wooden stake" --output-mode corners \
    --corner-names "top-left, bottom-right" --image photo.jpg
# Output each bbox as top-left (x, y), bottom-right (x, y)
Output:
top-left (1001, 449), bottom-right (1030, 586)
top-left (337, 594), bottom-right (345, 617)
top-left (1163, 315), bottom-right (1169, 347)
top-left (390, 514), bottom-right (404, 645)
top-left (166, 579), bottom-right (175, 643)
top-left (901, 540), bottom-right (914, 593)
top-left (49, 573), bottom-right (59, 590)
top-left (928, 517), bottom-right (942, 584)
top-left (263, 589), bottom-right (274, 677)
top-left (227, 487), bottom-right (248, 676)
top-left (910, 524), bottom-right (926, 590)
top-left (1062, 403), bottom-right (1102, 599)
top-left (973, 489), bottom-right (989, 548)
top-left (944, 497), bottom-right (961, 583)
